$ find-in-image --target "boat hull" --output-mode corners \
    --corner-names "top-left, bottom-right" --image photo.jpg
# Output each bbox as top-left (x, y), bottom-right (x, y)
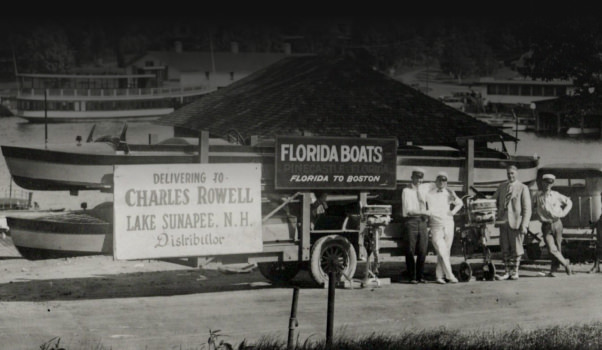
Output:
top-left (566, 127), bottom-right (600, 136)
top-left (6, 214), bottom-right (112, 260)
top-left (1, 141), bottom-right (539, 194)
top-left (17, 108), bottom-right (174, 123)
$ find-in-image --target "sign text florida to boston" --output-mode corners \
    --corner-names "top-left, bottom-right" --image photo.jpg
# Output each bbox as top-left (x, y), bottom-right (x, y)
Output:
top-left (275, 136), bottom-right (398, 190)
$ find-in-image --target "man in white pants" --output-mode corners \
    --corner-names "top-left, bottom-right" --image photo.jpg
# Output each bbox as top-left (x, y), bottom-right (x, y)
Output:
top-left (426, 171), bottom-right (464, 284)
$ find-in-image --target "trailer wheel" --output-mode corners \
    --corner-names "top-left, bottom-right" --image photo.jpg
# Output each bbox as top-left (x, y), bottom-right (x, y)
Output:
top-left (458, 261), bottom-right (472, 282)
top-left (310, 235), bottom-right (357, 287)
top-left (258, 261), bottom-right (300, 283)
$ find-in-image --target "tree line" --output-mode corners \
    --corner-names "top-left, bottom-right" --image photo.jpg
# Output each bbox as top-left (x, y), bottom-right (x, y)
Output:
top-left (1, 15), bottom-right (602, 97)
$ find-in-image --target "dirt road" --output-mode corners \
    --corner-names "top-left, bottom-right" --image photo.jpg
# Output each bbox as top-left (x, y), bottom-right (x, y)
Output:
top-left (1, 246), bottom-right (601, 350)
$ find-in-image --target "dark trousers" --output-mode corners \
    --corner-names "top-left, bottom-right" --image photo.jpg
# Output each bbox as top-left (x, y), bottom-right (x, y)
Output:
top-left (404, 217), bottom-right (428, 280)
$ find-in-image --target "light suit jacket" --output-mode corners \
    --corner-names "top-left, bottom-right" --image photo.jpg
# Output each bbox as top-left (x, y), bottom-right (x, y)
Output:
top-left (494, 181), bottom-right (532, 230)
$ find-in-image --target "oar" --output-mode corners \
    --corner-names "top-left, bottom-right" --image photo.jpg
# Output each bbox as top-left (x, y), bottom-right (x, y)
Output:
top-left (86, 124), bottom-right (96, 142)
top-left (118, 122), bottom-right (130, 154)
top-left (119, 122), bottom-right (128, 142)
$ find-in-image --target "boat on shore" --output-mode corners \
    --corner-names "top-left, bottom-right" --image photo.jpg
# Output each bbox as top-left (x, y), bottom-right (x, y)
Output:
top-left (0, 127), bottom-right (540, 194)
top-left (566, 127), bottom-right (600, 136)
top-left (9, 72), bottom-right (216, 123)
top-left (470, 113), bottom-right (512, 128)
top-left (5, 202), bottom-right (112, 260)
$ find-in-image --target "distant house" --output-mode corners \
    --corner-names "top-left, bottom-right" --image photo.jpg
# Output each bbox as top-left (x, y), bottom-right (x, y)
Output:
top-left (127, 42), bottom-right (310, 90)
top-left (474, 76), bottom-right (575, 107)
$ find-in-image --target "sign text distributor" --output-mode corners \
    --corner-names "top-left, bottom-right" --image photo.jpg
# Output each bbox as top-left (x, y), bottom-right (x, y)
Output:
top-left (113, 163), bottom-right (262, 260)
top-left (275, 136), bottom-right (397, 190)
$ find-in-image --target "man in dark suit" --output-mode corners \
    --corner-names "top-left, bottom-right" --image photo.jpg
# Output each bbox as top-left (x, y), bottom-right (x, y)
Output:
top-left (401, 167), bottom-right (430, 284)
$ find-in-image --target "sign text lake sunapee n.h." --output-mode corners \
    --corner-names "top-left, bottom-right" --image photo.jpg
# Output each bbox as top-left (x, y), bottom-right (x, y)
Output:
top-left (113, 163), bottom-right (262, 260)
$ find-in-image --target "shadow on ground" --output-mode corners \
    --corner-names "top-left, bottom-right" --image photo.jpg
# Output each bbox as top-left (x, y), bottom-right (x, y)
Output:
top-left (0, 260), bottom-right (520, 302)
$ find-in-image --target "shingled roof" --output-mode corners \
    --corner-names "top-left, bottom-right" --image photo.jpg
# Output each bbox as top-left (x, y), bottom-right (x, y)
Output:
top-left (156, 54), bottom-right (516, 146)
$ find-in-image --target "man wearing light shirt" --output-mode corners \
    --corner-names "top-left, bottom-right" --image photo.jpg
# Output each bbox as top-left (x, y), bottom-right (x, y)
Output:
top-left (401, 167), bottom-right (430, 284)
top-left (425, 171), bottom-right (463, 284)
top-left (533, 173), bottom-right (573, 277)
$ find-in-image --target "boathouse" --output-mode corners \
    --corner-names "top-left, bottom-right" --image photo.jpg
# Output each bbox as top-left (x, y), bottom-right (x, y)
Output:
top-left (156, 52), bottom-right (516, 147)
top-left (533, 93), bottom-right (602, 137)
top-left (474, 77), bottom-right (574, 107)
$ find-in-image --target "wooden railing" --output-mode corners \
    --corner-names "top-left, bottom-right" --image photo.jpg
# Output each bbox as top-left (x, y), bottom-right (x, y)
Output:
top-left (17, 85), bottom-right (213, 98)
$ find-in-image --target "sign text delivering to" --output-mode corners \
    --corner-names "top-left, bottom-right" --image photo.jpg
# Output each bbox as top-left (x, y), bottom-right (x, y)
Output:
top-left (113, 163), bottom-right (262, 260)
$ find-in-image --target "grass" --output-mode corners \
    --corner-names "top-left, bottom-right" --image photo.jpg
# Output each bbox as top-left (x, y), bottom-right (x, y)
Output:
top-left (39, 322), bottom-right (602, 349)
top-left (243, 323), bottom-right (602, 350)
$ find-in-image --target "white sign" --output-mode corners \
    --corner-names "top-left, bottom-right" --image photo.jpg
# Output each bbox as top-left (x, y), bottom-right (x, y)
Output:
top-left (113, 163), bottom-right (262, 260)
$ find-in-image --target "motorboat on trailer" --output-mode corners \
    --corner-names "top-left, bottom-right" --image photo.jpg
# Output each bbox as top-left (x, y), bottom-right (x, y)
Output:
top-left (0, 125), bottom-right (539, 195)
top-left (5, 201), bottom-right (113, 260)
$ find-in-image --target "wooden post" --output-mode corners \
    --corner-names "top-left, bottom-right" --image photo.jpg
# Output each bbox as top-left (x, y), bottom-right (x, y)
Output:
top-left (359, 134), bottom-right (368, 206)
top-left (556, 114), bottom-right (562, 135)
top-left (536, 112), bottom-right (541, 133)
top-left (44, 89), bottom-right (48, 146)
top-left (326, 269), bottom-right (336, 349)
top-left (198, 130), bottom-right (209, 163)
top-left (465, 138), bottom-right (474, 195)
top-left (301, 192), bottom-right (311, 260)
top-left (148, 133), bottom-right (158, 145)
top-left (186, 130), bottom-right (210, 267)
top-left (287, 287), bottom-right (300, 350)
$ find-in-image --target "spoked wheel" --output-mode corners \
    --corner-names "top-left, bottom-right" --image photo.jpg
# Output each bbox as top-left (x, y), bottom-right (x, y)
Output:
top-left (482, 261), bottom-right (496, 281)
top-left (310, 235), bottom-right (357, 287)
top-left (258, 261), bottom-right (301, 283)
top-left (458, 261), bottom-right (472, 282)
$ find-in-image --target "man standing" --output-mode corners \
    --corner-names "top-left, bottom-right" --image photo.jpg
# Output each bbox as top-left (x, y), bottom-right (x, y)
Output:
top-left (401, 167), bottom-right (430, 284)
top-left (425, 171), bottom-right (463, 284)
top-left (493, 165), bottom-right (532, 280)
top-left (533, 174), bottom-right (573, 277)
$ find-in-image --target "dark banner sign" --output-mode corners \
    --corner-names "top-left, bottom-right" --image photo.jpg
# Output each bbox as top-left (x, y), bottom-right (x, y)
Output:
top-left (275, 136), bottom-right (398, 190)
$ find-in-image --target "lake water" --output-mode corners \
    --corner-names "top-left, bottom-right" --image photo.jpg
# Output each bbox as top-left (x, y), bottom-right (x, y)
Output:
top-left (0, 116), bottom-right (601, 210)
top-left (0, 117), bottom-right (175, 210)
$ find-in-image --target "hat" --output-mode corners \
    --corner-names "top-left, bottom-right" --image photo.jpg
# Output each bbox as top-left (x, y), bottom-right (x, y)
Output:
top-left (411, 167), bottom-right (425, 178)
top-left (436, 171), bottom-right (449, 180)
top-left (542, 174), bottom-right (556, 182)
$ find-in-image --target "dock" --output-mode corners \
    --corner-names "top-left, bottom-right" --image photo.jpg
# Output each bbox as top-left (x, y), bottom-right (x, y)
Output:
top-left (535, 111), bottom-right (602, 138)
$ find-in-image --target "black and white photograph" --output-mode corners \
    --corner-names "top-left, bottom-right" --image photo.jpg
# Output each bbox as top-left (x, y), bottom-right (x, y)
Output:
top-left (1, 12), bottom-right (602, 349)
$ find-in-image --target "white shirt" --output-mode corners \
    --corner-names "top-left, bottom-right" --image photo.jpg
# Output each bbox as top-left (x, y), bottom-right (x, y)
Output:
top-left (401, 183), bottom-right (431, 217)
top-left (426, 187), bottom-right (463, 227)
top-left (534, 190), bottom-right (572, 222)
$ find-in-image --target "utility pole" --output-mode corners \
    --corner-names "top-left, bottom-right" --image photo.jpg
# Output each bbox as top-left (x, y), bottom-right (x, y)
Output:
top-left (425, 65), bottom-right (429, 96)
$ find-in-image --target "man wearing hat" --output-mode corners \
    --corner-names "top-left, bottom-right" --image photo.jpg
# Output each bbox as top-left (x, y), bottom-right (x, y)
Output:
top-left (493, 165), bottom-right (532, 280)
top-left (425, 171), bottom-right (463, 284)
top-left (401, 167), bottom-right (431, 284)
top-left (533, 173), bottom-right (573, 277)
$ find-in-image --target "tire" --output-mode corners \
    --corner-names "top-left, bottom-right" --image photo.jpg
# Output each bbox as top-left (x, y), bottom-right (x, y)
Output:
top-left (258, 261), bottom-right (300, 283)
top-left (310, 235), bottom-right (357, 287)
top-left (458, 261), bottom-right (472, 282)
